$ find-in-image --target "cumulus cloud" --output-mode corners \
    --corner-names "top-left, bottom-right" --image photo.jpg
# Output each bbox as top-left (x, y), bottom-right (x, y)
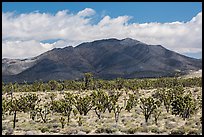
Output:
top-left (2, 8), bottom-right (202, 59)
top-left (2, 40), bottom-right (55, 58)
top-left (77, 8), bottom-right (96, 17)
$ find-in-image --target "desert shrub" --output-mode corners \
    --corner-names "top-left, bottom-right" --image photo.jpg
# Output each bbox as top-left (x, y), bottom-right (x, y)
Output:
top-left (187, 129), bottom-right (200, 135)
top-left (126, 127), bottom-right (138, 134)
top-left (64, 129), bottom-right (78, 135)
top-left (165, 121), bottom-right (176, 130)
top-left (81, 126), bottom-right (91, 134)
top-left (95, 127), bottom-right (116, 134)
top-left (150, 126), bottom-right (161, 134)
top-left (50, 129), bottom-right (60, 133)
top-left (139, 127), bottom-right (149, 133)
top-left (40, 127), bottom-right (49, 133)
top-left (5, 128), bottom-right (13, 135)
top-left (53, 123), bottom-right (59, 129)
top-left (170, 129), bottom-right (185, 135)
top-left (95, 127), bottom-right (104, 133)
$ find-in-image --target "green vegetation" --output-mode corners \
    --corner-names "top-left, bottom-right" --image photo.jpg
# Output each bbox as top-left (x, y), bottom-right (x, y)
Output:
top-left (2, 73), bottom-right (202, 135)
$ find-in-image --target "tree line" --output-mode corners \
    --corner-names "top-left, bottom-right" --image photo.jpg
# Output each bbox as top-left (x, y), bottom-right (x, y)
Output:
top-left (2, 73), bottom-right (202, 94)
top-left (2, 73), bottom-right (202, 130)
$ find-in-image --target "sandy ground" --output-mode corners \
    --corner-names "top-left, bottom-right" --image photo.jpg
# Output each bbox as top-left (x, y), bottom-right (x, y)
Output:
top-left (2, 80), bottom-right (202, 135)
top-left (180, 69), bottom-right (202, 78)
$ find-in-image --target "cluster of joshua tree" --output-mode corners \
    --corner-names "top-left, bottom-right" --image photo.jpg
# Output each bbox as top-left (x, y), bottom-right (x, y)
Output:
top-left (2, 73), bottom-right (202, 129)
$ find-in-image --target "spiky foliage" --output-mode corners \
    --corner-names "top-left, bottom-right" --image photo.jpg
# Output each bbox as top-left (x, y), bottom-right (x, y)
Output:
top-left (36, 103), bottom-right (50, 123)
top-left (84, 72), bottom-right (94, 90)
top-left (115, 78), bottom-right (124, 90)
top-left (73, 94), bottom-right (93, 116)
top-left (125, 93), bottom-right (138, 112)
top-left (2, 97), bottom-right (9, 117)
top-left (7, 97), bottom-right (29, 128)
top-left (113, 104), bottom-right (123, 125)
top-left (140, 96), bottom-right (161, 123)
top-left (171, 92), bottom-right (197, 120)
top-left (107, 90), bottom-right (122, 113)
top-left (91, 90), bottom-right (109, 119)
top-left (48, 80), bottom-right (59, 91)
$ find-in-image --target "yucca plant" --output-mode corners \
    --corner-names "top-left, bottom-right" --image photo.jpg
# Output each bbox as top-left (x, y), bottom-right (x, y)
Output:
top-left (8, 96), bottom-right (28, 129)
top-left (91, 90), bottom-right (109, 118)
top-left (125, 93), bottom-right (138, 112)
top-left (140, 97), bottom-right (160, 123)
top-left (36, 103), bottom-right (50, 123)
top-left (73, 94), bottom-right (93, 116)
top-left (171, 92), bottom-right (196, 120)
top-left (113, 104), bottom-right (123, 125)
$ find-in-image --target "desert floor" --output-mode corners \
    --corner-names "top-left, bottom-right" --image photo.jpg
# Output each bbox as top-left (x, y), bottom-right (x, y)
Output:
top-left (2, 85), bottom-right (202, 135)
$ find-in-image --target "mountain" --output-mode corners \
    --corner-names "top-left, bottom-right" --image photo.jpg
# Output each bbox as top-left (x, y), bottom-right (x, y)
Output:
top-left (2, 38), bottom-right (202, 83)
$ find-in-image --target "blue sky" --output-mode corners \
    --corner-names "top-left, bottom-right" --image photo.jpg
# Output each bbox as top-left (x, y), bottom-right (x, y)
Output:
top-left (2, 2), bottom-right (202, 23)
top-left (2, 2), bottom-right (202, 59)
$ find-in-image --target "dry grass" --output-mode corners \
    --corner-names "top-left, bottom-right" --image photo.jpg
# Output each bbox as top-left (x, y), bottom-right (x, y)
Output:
top-left (2, 87), bottom-right (202, 135)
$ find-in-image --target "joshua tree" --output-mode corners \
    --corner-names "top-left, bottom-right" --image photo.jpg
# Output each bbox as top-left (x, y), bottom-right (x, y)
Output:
top-left (36, 103), bottom-right (50, 123)
top-left (171, 93), bottom-right (196, 120)
top-left (73, 94), bottom-right (93, 116)
top-left (125, 93), bottom-right (138, 112)
top-left (113, 104), bottom-right (123, 125)
top-left (8, 96), bottom-right (28, 129)
top-left (92, 90), bottom-right (108, 117)
top-left (84, 72), bottom-right (94, 90)
top-left (140, 97), bottom-right (160, 123)
top-left (115, 78), bottom-right (124, 90)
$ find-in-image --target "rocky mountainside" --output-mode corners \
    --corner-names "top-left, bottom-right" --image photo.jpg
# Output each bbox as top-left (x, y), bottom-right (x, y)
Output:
top-left (2, 38), bottom-right (202, 83)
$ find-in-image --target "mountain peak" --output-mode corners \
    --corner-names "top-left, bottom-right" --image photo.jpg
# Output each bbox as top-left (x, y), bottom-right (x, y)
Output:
top-left (2, 38), bottom-right (202, 83)
top-left (122, 38), bottom-right (136, 41)
top-left (120, 38), bottom-right (146, 46)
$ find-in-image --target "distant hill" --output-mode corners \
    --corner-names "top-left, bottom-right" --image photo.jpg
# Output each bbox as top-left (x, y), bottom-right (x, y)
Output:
top-left (180, 69), bottom-right (202, 79)
top-left (2, 38), bottom-right (202, 83)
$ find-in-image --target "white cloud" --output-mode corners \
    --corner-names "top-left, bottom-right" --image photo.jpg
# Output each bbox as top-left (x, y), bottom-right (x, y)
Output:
top-left (2, 8), bottom-right (202, 59)
top-left (77, 8), bottom-right (96, 17)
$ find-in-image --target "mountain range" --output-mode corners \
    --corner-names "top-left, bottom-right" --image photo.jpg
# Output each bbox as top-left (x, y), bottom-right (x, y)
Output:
top-left (2, 38), bottom-right (202, 83)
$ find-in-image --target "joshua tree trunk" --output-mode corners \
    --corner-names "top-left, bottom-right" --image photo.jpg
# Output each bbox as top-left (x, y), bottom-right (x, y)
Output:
top-left (13, 110), bottom-right (17, 129)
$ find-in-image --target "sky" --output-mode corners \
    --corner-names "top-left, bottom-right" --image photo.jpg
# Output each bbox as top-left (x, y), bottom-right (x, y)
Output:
top-left (2, 2), bottom-right (202, 59)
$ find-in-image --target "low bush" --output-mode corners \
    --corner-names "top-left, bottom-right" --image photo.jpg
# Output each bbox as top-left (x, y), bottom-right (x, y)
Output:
top-left (40, 127), bottom-right (49, 133)
top-left (95, 127), bottom-right (116, 134)
top-left (170, 129), bottom-right (185, 135)
top-left (187, 129), bottom-right (201, 135)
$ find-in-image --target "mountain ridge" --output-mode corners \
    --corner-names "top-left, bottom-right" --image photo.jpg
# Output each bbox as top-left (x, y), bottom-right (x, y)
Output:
top-left (2, 38), bottom-right (202, 83)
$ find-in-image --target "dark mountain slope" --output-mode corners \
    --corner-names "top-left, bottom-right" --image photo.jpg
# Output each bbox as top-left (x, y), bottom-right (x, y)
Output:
top-left (2, 38), bottom-right (202, 83)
